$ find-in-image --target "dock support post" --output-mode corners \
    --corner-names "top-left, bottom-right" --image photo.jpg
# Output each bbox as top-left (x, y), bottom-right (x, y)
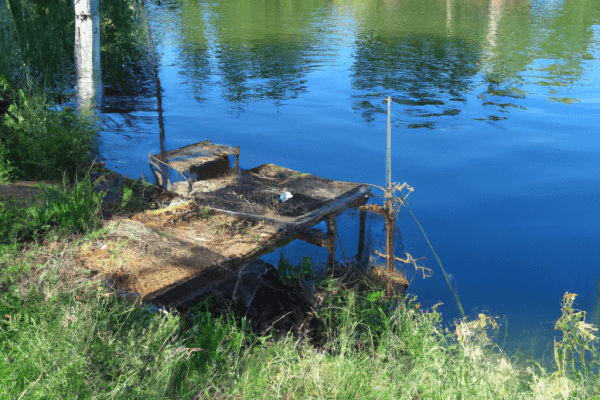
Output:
top-left (234, 146), bottom-right (240, 171)
top-left (326, 214), bottom-right (337, 275)
top-left (385, 212), bottom-right (395, 271)
top-left (357, 210), bottom-right (366, 262)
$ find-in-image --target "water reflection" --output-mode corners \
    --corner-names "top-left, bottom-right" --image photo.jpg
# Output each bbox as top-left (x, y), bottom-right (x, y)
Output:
top-left (344, 0), bottom-right (599, 126)
top-left (176, 0), bottom-right (339, 109)
top-left (159, 0), bottom-right (599, 121)
top-left (344, 0), bottom-right (487, 127)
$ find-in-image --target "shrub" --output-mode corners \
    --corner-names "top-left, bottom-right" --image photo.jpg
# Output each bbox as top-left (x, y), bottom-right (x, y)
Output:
top-left (0, 82), bottom-right (98, 181)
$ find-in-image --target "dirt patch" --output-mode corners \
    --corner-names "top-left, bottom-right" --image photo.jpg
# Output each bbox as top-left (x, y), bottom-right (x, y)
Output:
top-left (74, 200), bottom-right (279, 300)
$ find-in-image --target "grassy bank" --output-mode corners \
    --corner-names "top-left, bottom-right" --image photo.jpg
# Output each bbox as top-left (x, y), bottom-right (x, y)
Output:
top-left (0, 178), bottom-right (599, 399)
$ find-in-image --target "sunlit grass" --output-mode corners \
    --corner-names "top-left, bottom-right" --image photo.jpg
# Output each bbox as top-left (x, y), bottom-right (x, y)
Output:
top-left (0, 174), bottom-right (104, 247)
top-left (1, 234), bottom-right (600, 399)
top-left (0, 289), bottom-right (186, 399)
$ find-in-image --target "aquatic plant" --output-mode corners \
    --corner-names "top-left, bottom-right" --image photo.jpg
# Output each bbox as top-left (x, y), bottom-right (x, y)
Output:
top-left (277, 255), bottom-right (313, 283)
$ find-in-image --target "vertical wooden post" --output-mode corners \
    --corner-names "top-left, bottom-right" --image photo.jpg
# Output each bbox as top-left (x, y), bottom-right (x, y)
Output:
top-left (357, 210), bottom-right (366, 262)
top-left (385, 212), bottom-right (395, 271)
top-left (326, 214), bottom-right (337, 275)
top-left (74, 0), bottom-right (102, 108)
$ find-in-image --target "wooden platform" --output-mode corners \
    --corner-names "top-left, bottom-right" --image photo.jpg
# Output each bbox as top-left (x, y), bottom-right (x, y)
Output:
top-left (149, 140), bottom-right (239, 190)
top-left (145, 163), bottom-right (371, 307)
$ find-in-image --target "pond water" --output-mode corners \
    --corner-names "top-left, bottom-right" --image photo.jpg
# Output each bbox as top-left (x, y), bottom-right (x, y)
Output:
top-left (99, 0), bottom-right (600, 358)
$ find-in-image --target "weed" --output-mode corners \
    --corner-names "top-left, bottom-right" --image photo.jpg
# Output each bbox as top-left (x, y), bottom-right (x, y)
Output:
top-left (0, 289), bottom-right (186, 399)
top-left (1, 82), bottom-right (98, 181)
top-left (553, 292), bottom-right (599, 383)
top-left (121, 186), bottom-right (133, 209)
top-left (277, 255), bottom-right (313, 283)
top-left (0, 174), bottom-right (104, 246)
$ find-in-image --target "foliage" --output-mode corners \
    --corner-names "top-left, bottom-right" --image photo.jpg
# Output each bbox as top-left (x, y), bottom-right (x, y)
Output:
top-left (277, 255), bottom-right (313, 283)
top-left (174, 298), bottom-right (251, 398)
top-left (0, 138), bottom-right (13, 184)
top-left (0, 74), bottom-right (99, 181)
top-left (553, 292), bottom-right (599, 384)
top-left (0, 173), bottom-right (104, 246)
top-left (119, 176), bottom-right (154, 212)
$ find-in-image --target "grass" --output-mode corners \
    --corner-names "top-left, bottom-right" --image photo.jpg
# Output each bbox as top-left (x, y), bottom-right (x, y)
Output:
top-left (0, 174), bottom-right (104, 247)
top-left (0, 76), bottom-right (99, 182)
top-left (0, 289), bottom-right (186, 399)
top-left (2, 232), bottom-right (600, 399)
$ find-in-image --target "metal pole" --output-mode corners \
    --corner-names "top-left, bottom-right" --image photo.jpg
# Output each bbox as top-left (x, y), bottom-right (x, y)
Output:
top-left (326, 215), bottom-right (337, 275)
top-left (387, 96), bottom-right (391, 194)
top-left (385, 96), bottom-right (394, 271)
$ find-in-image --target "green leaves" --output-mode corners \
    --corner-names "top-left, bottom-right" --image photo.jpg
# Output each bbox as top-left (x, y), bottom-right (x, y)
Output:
top-left (277, 256), bottom-right (313, 283)
top-left (553, 292), bottom-right (599, 381)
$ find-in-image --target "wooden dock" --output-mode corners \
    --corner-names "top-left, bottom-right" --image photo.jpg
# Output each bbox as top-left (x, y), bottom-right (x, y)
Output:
top-left (76, 140), bottom-right (408, 309)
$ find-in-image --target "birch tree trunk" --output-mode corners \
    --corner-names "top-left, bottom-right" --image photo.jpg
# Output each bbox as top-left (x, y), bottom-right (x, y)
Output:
top-left (74, 0), bottom-right (101, 109)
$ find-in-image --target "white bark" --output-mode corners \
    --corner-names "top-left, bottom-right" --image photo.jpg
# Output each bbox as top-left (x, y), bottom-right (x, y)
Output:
top-left (74, 0), bottom-right (101, 109)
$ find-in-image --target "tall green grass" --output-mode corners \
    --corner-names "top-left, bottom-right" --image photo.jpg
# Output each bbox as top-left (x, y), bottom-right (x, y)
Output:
top-left (0, 174), bottom-right (104, 246)
top-left (1, 255), bottom-right (599, 399)
top-left (0, 289), bottom-right (186, 399)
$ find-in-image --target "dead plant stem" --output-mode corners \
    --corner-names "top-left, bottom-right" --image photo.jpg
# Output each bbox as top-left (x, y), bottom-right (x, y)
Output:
top-left (403, 202), bottom-right (465, 318)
